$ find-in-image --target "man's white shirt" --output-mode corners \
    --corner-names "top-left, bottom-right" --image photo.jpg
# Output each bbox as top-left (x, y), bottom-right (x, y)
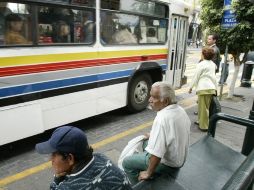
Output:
top-left (145, 104), bottom-right (191, 167)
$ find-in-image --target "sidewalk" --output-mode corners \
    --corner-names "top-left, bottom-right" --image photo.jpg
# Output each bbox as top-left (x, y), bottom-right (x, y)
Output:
top-left (187, 85), bottom-right (254, 152)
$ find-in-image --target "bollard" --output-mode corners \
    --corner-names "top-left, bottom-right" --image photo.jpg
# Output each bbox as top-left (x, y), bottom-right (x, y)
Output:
top-left (240, 52), bottom-right (254, 88)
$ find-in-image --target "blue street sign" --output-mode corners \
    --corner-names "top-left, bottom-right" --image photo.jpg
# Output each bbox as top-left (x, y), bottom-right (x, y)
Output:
top-left (222, 0), bottom-right (238, 29)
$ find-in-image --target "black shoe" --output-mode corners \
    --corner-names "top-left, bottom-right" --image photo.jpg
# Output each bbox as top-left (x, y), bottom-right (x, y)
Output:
top-left (199, 128), bottom-right (208, 132)
top-left (194, 111), bottom-right (198, 115)
top-left (194, 121), bottom-right (199, 125)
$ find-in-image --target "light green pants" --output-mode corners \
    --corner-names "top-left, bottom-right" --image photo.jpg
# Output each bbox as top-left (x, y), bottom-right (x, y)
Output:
top-left (122, 140), bottom-right (178, 185)
top-left (198, 94), bottom-right (213, 130)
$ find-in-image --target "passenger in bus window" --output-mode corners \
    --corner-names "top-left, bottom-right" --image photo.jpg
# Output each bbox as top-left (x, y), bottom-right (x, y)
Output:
top-left (100, 12), bottom-right (115, 44)
top-left (35, 126), bottom-right (132, 190)
top-left (53, 21), bottom-right (70, 43)
top-left (82, 12), bottom-right (95, 43)
top-left (146, 28), bottom-right (158, 43)
top-left (138, 20), bottom-right (147, 43)
top-left (0, 3), bottom-right (10, 43)
top-left (5, 14), bottom-right (31, 45)
top-left (111, 25), bottom-right (137, 44)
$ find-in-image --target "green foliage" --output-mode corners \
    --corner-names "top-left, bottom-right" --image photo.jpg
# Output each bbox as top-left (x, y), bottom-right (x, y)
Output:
top-left (200, 0), bottom-right (254, 56)
top-left (200, 0), bottom-right (223, 28)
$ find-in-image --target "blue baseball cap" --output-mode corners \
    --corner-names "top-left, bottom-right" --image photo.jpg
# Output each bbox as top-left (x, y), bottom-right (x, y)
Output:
top-left (35, 126), bottom-right (89, 156)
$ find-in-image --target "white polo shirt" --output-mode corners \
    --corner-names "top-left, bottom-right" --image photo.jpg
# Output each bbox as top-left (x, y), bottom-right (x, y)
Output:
top-left (145, 104), bottom-right (191, 167)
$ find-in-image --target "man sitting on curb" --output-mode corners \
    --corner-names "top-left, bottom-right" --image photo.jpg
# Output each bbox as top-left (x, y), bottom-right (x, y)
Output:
top-left (35, 126), bottom-right (132, 190)
top-left (122, 82), bottom-right (191, 185)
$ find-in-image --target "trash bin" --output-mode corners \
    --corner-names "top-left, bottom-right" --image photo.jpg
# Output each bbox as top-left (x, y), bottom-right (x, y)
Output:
top-left (240, 51), bottom-right (254, 88)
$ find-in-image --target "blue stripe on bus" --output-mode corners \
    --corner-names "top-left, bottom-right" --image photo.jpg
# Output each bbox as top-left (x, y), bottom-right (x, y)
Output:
top-left (0, 69), bottom-right (133, 99)
top-left (161, 64), bottom-right (167, 71)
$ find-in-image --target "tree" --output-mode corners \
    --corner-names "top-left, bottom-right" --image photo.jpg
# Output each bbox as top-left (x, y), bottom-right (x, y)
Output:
top-left (200, 0), bottom-right (254, 98)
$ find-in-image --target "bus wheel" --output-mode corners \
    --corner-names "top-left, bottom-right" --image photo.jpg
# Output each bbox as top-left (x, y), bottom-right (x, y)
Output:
top-left (127, 73), bottom-right (152, 113)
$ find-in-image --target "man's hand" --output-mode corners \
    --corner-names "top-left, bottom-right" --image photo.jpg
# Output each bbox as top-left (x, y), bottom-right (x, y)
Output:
top-left (144, 133), bottom-right (150, 140)
top-left (138, 171), bottom-right (152, 181)
top-left (138, 155), bottom-right (161, 181)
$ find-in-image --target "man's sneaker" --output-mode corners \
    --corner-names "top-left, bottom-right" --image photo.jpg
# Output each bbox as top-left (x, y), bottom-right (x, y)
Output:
top-left (194, 111), bottom-right (198, 115)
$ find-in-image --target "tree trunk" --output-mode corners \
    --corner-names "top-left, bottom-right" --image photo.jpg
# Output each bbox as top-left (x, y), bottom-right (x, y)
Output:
top-left (227, 65), bottom-right (240, 98)
top-left (227, 54), bottom-right (241, 98)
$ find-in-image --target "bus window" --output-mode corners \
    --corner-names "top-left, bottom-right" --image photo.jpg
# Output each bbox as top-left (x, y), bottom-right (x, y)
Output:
top-left (38, 6), bottom-right (95, 44)
top-left (139, 18), bottom-right (167, 44)
top-left (71, 0), bottom-right (95, 7)
top-left (1, 2), bottom-right (32, 46)
top-left (120, 0), bottom-right (156, 15)
top-left (101, 0), bottom-right (168, 18)
top-left (101, 0), bottom-right (120, 10)
top-left (100, 11), bottom-right (138, 45)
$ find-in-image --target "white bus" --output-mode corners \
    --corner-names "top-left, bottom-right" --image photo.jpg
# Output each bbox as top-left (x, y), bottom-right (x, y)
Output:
top-left (0, 0), bottom-right (192, 145)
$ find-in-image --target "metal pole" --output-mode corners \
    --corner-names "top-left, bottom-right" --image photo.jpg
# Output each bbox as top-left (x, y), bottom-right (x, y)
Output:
top-left (219, 44), bottom-right (228, 100)
top-left (243, 99), bottom-right (254, 190)
top-left (242, 99), bottom-right (254, 156)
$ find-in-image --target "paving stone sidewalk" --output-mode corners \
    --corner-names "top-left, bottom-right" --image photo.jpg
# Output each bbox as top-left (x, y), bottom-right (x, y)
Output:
top-left (188, 86), bottom-right (254, 152)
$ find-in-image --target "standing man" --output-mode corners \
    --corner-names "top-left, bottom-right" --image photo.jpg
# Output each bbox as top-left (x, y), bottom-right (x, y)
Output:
top-left (123, 82), bottom-right (191, 185)
top-left (36, 126), bottom-right (132, 190)
top-left (207, 34), bottom-right (221, 73)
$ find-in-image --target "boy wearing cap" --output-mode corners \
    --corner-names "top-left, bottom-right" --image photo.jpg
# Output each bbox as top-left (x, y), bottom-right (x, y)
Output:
top-left (36, 126), bottom-right (132, 190)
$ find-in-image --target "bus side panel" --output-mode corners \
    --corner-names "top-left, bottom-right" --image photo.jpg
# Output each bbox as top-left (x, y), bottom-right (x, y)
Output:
top-left (96, 83), bottom-right (128, 115)
top-left (41, 87), bottom-right (97, 130)
top-left (41, 82), bottom-right (127, 130)
top-left (0, 103), bottom-right (44, 145)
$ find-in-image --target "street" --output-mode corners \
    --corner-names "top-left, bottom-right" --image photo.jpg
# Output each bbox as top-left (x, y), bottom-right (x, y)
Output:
top-left (0, 48), bottom-right (252, 190)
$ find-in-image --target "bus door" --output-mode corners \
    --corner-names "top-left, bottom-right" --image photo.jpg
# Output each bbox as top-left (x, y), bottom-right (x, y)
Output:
top-left (166, 15), bottom-right (188, 88)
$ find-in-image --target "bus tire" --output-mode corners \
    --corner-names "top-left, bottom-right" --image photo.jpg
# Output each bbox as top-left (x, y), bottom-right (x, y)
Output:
top-left (127, 73), bottom-right (152, 113)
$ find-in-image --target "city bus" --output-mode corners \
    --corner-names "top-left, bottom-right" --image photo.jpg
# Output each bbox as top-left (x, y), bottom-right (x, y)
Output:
top-left (0, 0), bottom-right (192, 145)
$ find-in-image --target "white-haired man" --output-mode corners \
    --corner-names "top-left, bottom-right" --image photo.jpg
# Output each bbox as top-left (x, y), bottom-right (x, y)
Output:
top-left (123, 82), bottom-right (191, 185)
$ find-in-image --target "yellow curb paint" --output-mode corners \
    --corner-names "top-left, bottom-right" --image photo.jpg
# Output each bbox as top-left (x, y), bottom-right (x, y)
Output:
top-left (0, 121), bottom-right (153, 187)
top-left (92, 121), bottom-right (153, 149)
top-left (0, 162), bottom-right (51, 187)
